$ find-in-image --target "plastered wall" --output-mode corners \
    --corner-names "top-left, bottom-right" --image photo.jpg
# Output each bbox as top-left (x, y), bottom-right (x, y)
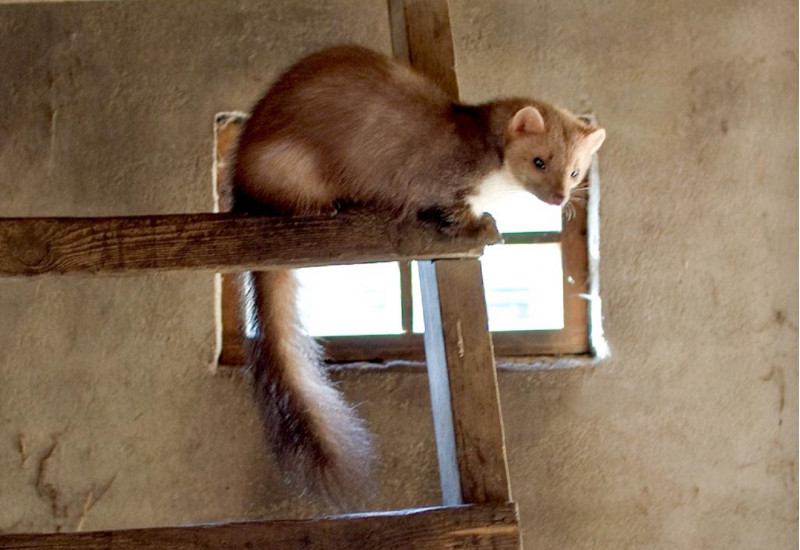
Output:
top-left (0, 1), bottom-right (796, 548)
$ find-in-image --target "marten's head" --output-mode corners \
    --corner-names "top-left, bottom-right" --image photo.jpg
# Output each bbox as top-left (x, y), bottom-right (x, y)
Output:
top-left (503, 103), bottom-right (605, 207)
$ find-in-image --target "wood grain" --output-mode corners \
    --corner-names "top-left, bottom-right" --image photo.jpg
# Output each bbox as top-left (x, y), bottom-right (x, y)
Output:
top-left (0, 211), bottom-right (490, 277)
top-left (394, 0), bottom-right (513, 509)
top-left (214, 114), bottom-right (246, 366)
top-left (221, 326), bottom-right (590, 368)
top-left (559, 199), bottom-right (591, 354)
top-left (213, 114), bottom-right (249, 368)
top-left (0, 503), bottom-right (520, 550)
top-left (213, 112), bottom-right (245, 213)
top-left (418, 259), bottom-right (512, 505)
top-left (400, 0), bottom-right (460, 98)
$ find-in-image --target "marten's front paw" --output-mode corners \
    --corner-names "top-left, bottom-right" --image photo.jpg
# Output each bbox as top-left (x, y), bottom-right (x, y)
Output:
top-left (465, 213), bottom-right (501, 244)
top-left (416, 207), bottom-right (501, 244)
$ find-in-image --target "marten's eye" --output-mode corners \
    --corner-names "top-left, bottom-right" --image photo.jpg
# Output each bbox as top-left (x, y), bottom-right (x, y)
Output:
top-left (533, 157), bottom-right (546, 170)
top-left (570, 170), bottom-right (579, 178)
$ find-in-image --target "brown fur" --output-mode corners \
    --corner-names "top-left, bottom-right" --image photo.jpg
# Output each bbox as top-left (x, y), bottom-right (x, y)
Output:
top-left (231, 45), bottom-right (605, 501)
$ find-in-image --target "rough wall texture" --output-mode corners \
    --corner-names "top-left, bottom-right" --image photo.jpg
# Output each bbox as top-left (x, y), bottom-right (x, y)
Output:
top-left (0, 1), bottom-right (797, 548)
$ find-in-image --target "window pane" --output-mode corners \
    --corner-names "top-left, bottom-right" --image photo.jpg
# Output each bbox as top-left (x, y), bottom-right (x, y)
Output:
top-left (485, 191), bottom-right (562, 234)
top-left (296, 263), bottom-right (403, 336)
top-left (481, 243), bottom-right (565, 331)
top-left (412, 243), bottom-right (564, 332)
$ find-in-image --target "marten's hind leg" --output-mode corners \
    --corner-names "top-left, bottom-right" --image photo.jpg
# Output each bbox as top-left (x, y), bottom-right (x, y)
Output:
top-left (234, 138), bottom-right (334, 215)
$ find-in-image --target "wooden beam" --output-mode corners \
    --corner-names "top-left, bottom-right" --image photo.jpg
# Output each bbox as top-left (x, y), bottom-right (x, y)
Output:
top-left (560, 194), bottom-right (591, 354)
top-left (0, 211), bottom-right (491, 277)
top-left (214, 113), bottom-right (247, 367)
top-left (418, 260), bottom-right (463, 505)
top-left (392, 0), bottom-right (513, 508)
top-left (418, 259), bottom-right (512, 505)
top-left (395, 0), bottom-right (460, 98)
top-left (0, 503), bottom-right (520, 550)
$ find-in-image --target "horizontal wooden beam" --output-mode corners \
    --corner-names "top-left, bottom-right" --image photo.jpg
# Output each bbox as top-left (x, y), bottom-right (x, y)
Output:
top-left (0, 503), bottom-right (520, 550)
top-left (0, 211), bottom-right (492, 277)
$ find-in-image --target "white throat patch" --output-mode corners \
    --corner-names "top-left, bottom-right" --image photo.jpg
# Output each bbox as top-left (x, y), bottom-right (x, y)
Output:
top-left (467, 164), bottom-right (524, 217)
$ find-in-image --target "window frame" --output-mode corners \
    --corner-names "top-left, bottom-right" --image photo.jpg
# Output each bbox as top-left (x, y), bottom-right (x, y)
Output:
top-left (213, 112), bottom-right (599, 367)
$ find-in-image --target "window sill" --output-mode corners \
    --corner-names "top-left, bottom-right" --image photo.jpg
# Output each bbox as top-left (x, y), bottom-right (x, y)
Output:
top-left (321, 354), bottom-right (602, 374)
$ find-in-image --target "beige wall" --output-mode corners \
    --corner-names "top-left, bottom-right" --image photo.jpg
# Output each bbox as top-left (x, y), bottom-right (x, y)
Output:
top-left (0, 1), bottom-right (796, 548)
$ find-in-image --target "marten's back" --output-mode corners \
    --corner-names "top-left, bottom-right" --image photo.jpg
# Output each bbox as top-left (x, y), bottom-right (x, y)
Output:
top-left (231, 46), bottom-right (482, 215)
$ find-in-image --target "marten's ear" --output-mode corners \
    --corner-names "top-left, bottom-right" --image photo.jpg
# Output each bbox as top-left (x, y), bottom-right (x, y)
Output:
top-left (584, 128), bottom-right (606, 154)
top-left (509, 106), bottom-right (546, 134)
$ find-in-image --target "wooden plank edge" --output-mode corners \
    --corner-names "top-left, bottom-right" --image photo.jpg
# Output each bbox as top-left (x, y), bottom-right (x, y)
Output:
top-left (0, 211), bottom-right (493, 277)
top-left (0, 503), bottom-right (520, 550)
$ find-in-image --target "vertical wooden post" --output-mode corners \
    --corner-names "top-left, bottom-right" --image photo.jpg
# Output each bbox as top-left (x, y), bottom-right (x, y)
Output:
top-left (560, 200), bottom-right (591, 351)
top-left (214, 114), bottom-right (248, 368)
top-left (214, 113), bottom-right (247, 367)
top-left (389, 0), bottom-right (513, 506)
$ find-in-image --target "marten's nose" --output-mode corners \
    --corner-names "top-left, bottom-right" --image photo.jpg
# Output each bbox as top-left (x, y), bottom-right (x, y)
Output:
top-left (550, 192), bottom-right (565, 206)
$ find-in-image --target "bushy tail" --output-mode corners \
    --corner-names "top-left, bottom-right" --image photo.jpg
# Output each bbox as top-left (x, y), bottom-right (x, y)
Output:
top-left (246, 269), bottom-right (372, 502)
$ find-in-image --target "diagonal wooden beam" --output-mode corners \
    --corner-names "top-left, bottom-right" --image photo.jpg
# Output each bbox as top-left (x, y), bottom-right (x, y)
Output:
top-left (418, 259), bottom-right (513, 505)
top-left (391, 0), bottom-right (514, 509)
top-left (391, 0), bottom-right (460, 98)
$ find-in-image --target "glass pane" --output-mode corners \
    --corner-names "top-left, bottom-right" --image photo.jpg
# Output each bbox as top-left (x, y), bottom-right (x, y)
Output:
top-left (296, 263), bottom-right (403, 336)
top-left (412, 243), bottom-right (564, 332)
top-left (483, 190), bottom-right (562, 234)
top-left (481, 243), bottom-right (565, 330)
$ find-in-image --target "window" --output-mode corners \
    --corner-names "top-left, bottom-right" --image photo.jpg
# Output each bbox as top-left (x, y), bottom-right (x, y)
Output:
top-left (214, 112), bottom-right (602, 366)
